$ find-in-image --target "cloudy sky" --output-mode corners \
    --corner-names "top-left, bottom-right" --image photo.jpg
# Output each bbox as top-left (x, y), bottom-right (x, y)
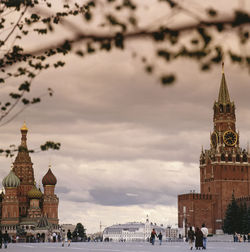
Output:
top-left (1, 0), bottom-right (250, 233)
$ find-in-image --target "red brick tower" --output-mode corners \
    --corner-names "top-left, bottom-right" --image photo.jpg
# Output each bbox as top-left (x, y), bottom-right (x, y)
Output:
top-left (2, 169), bottom-right (20, 226)
top-left (178, 66), bottom-right (250, 234)
top-left (199, 65), bottom-right (250, 232)
top-left (13, 123), bottom-right (35, 217)
top-left (42, 166), bottom-right (59, 225)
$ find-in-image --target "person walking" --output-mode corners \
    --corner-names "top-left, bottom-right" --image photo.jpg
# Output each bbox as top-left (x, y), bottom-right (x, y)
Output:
top-left (158, 232), bottom-right (163, 245)
top-left (195, 227), bottom-right (203, 250)
top-left (150, 229), bottom-right (157, 245)
top-left (67, 229), bottom-right (72, 247)
top-left (243, 234), bottom-right (247, 242)
top-left (60, 229), bottom-right (65, 247)
top-left (52, 232), bottom-right (57, 242)
top-left (201, 223), bottom-right (208, 249)
top-left (187, 227), bottom-right (195, 250)
top-left (3, 231), bottom-right (9, 249)
top-left (233, 232), bottom-right (237, 242)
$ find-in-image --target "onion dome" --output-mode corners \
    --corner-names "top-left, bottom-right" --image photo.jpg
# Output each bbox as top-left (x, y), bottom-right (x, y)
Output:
top-left (42, 167), bottom-right (57, 186)
top-left (28, 185), bottom-right (43, 199)
top-left (2, 170), bottom-right (20, 188)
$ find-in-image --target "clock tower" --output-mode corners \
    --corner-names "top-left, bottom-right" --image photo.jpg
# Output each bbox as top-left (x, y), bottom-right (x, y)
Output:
top-left (178, 65), bottom-right (250, 234)
top-left (199, 65), bottom-right (250, 232)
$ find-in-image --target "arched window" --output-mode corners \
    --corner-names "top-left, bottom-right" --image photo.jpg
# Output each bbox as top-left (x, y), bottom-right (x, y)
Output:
top-left (221, 153), bottom-right (225, 161)
top-left (243, 154), bottom-right (247, 162)
top-left (228, 154), bottom-right (232, 162)
top-left (219, 104), bottom-right (223, 113)
top-left (226, 104), bottom-right (230, 113)
top-left (236, 154), bottom-right (240, 162)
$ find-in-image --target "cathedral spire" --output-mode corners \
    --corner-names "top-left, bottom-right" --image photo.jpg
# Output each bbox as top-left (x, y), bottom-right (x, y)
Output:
top-left (218, 63), bottom-right (230, 104)
top-left (13, 122), bottom-right (33, 185)
top-left (20, 121), bottom-right (28, 149)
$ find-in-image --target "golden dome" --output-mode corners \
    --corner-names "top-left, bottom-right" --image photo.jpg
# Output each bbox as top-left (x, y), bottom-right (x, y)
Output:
top-left (20, 122), bottom-right (28, 131)
top-left (27, 185), bottom-right (43, 199)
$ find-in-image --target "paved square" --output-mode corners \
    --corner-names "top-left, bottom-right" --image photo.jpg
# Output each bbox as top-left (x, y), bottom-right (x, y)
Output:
top-left (4, 242), bottom-right (250, 252)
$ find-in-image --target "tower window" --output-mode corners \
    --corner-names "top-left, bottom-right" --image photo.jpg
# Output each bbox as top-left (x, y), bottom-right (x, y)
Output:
top-left (219, 104), bottom-right (223, 113)
top-left (228, 154), bottom-right (232, 162)
top-left (243, 154), bottom-right (247, 162)
top-left (226, 104), bottom-right (230, 113)
top-left (221, 153), bottom-right (225, 161)
top-left (236, 154), bottom-right (240, 162)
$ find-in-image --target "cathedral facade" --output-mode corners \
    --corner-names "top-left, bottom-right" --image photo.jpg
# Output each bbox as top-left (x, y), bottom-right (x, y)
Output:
top-left (0, 123), bottom-right (59, 239)
top-left (178, 69), bottom-right (250, 234)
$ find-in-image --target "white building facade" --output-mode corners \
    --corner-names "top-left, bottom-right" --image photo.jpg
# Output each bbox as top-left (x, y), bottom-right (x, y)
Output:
top-left (103, 219), bottom-right (166, 242)
top-left (166, 226), bottom-right (180, 239)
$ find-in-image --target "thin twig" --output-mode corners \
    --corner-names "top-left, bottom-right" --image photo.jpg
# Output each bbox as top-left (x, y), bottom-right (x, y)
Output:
top-left (0, 88), bottom-right (50, 127)
top-left (3, 6), bottom-right (28, 43)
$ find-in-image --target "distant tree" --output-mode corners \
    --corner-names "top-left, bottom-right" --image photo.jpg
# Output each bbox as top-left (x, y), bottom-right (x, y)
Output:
top-left (239, 203), bottom-right (248, 234)
top-left (223, 194), bottom-right (250, 234)
top-left (72, 223), bottom-right (87, 242)
top-left (223, 194), bottom-right (239, 234)
top-left (247, 207), bottom-right (250, 234)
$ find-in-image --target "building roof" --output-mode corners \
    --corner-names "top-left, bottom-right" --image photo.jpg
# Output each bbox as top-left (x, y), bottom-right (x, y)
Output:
top-left (42, 166), bottom-right (57, 186)
top-left (27, 185), bottom-right (43, 199)
top-left (218, 68), bottom-right (230, 104)
top-left (37, 215), bottom-right (50, 228)
top-left (2, 169), bottom-right (20, 188)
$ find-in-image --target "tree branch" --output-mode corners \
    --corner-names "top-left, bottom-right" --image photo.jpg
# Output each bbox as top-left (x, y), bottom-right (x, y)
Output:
top-left (22, 14), bottom-right (249, 57)
top-left (3, 6), bottom-right (28, 44)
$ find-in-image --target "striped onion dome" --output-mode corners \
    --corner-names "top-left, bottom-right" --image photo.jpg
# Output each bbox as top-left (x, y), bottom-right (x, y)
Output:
top-left (42, 167), bottom-right (57, 186)
top-left (2, 170), bottom-right (20, 188)
top-left (27, 185), bottom-right (43, 199)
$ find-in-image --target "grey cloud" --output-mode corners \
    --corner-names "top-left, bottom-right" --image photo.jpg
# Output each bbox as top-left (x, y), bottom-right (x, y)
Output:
top-left (89, 187), bottom-right (177, 207)
top-left (55, 186), bottom-right (71, 194)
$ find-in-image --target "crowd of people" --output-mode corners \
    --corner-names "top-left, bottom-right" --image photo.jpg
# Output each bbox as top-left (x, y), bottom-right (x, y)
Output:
top-left (187, 223), bottom-right (208, 250)
top-left (233, 232), bottom-right (250, 242)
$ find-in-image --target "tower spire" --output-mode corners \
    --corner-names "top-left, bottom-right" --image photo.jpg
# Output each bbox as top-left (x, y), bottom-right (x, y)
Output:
top-left (218, 62), bottom-right (230, 104)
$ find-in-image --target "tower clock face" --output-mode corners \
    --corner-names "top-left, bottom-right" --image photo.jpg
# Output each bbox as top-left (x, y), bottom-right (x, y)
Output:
top-left (211, 132), bottom-right (218, 147)
top-left (223, 130), bottom-right (237, 146)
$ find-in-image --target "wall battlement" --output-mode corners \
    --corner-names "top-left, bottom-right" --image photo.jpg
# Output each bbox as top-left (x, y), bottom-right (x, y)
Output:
top-left (178, 193), bottom-right (217, 201)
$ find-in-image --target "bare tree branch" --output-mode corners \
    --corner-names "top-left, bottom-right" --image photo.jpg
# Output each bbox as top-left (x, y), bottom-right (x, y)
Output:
top-left (3, 6), bottom-right (28, 44)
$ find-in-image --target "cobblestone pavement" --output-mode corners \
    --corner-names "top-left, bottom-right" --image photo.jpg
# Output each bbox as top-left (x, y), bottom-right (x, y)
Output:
top-left (4, 241), bottom-right (250, 251)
